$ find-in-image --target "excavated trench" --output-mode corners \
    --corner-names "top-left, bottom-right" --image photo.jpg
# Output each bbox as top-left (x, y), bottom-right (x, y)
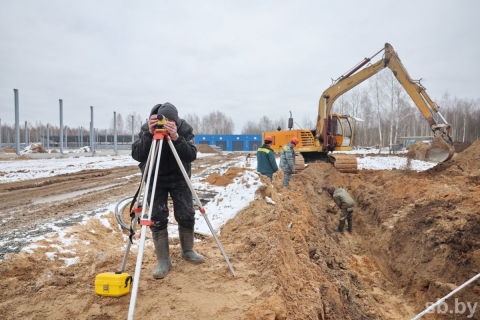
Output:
top-left (288, 141), bottom-right (480, 319)
top-left (237, 140), bottom-right (480, 319)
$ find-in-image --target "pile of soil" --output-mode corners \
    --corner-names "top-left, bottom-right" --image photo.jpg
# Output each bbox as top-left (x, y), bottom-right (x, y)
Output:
top-left (453, 140), bottom-right (472, 153)
top-left (196, 144), bottom-right (218, 153)
top-left (407, 141), bottom-right (430, 160)
top-left (202, 167), bottom-right (249, 186)
top-left (30, 143), bottom-right (47, 153)
top-left (1, 141), bottom-right (480, 319)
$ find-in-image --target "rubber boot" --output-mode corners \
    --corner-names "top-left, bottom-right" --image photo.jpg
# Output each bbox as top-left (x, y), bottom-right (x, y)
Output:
top-left (178, 225), bottom-right (205, 264)
top-left (334, 220), bottom-right (345, 233)
top-left (347, 218), bottom-right (353, 233)
top-left (152, 229), bottom-right (172, 279)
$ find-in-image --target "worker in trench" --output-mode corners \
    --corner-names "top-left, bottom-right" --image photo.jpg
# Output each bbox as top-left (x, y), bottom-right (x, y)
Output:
top-left (327, 187), bottom-right (355, 234)
top-left (279, 137), bottom-right (299, 189)
top-left (132, 102), bottom-right (205, 279)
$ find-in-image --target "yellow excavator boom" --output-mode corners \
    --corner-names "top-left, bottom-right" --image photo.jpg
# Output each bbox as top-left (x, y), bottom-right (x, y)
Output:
top-left (263, 42), bottom-right (455, 173)
top-left (318, 43), bottom-right (454, 162)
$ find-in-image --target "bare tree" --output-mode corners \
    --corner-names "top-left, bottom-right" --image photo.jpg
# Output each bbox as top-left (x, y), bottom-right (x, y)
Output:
top-left (117, 114), bottom-right (124, 135)
top-left (257, 116), bottom-right (274, 132)
top-left (300, 115), bottom-right (315, 130)
top-left (336, 94), bottom-right (349, 115)
top-left (109, 113), bottom-right (125, 134)
top-left (183, 113), bottom-right (201, 133)
top-left (241, 120), bottom-right (261, 134)
top-left (201, 111), bottom-right (234, 134)
top-left (125, 112), bottom-right (144, 135)
top-left (368, 72), bottom-right (386, 147)
top-left (241, 115), bottom-right (286, 134)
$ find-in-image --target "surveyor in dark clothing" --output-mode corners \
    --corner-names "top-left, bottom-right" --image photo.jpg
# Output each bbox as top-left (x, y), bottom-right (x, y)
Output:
top-left (132, 102), bottom-right (204, 279)
top-left (256, 136), bottom-right (278, 181)
top-left (327, 187), bottom-right (355, 234)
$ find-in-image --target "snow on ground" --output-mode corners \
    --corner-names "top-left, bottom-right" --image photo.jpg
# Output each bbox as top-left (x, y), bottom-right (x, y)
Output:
top-left (193, 169), bottom-right (260, 235)
top-left (357, 156), bottom-right (436, 171)
top-left (1, 149), bottom-right (437, 259)
top-left (0, 152), bottom-right (215, 184)
top-left (0, 155), bottom-right (139, 183)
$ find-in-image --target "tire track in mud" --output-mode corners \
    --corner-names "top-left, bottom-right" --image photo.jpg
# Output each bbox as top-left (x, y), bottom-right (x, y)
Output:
top-left (0, 166), bottom-right (141, 259)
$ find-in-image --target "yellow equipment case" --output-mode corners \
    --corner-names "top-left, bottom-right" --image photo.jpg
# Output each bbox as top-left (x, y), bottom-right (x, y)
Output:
top-left (95, 272), bottom-right (132, 297)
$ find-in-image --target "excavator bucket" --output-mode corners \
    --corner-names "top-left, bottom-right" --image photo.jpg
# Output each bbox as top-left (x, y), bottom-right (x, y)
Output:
top-left (425, 131), bottom-right (455, 162)
top-left (328, 154), bottom-right (358, 173)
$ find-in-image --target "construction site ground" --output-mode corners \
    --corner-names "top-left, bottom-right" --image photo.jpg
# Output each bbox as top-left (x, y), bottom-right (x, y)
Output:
top-left (1, 141), bottom-right (479, 320)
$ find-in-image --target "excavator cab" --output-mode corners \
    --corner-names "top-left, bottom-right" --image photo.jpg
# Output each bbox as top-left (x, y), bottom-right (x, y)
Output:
top-left (325, 114), bottom-right (354, 150)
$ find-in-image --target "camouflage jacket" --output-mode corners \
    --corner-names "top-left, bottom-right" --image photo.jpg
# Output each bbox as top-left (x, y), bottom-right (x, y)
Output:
top-left (279, 144), bottom-right (295, 173)
top-left (332, 188), bottom-right (355, 209)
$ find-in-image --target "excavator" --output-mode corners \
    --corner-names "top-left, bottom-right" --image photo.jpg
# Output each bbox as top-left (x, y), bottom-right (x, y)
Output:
top-left (262, 42), bottom-right (455, 173)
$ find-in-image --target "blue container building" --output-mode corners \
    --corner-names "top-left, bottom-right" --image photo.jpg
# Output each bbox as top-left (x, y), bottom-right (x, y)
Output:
top-left (195, 134), bottom-right (262, 152)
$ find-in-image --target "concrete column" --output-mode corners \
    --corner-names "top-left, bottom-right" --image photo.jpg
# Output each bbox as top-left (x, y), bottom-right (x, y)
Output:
top-left (14, 89), bottom-right (20, 156)
top-left (114, 111), bottom-right (118, 154)
top-left (59, 99), bottom-right (64, 154)
top-left (90, 106), bottom-right (95, 154)
top-left (46, 124), bottom-right (50, 150)
top-left (131, 115), bottom-right (135, 142)
top-left (25, 121), bottom-right (28, 145)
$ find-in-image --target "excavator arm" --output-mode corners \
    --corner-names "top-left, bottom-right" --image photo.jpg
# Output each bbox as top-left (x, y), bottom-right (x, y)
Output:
top-left (317, 43), bottom-right (455, 162)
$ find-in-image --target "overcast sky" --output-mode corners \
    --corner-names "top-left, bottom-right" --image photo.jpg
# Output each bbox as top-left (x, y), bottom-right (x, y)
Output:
top-left (1, 0), bottom-right (479, 134)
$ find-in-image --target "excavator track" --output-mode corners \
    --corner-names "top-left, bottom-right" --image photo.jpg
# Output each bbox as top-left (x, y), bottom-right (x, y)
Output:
top-left (328, 154), bottom-right (358, 173)
top-left (295, 153), bottom-right (306, 172)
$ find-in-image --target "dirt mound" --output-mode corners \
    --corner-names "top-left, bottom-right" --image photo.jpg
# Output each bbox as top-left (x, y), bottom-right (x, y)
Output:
top-left (13, 155), bottom-right (34, 160)
top-left (427, 138), bottom-right (480, 174)
top-left (203, 167), bottom-right (250, 186)
top-left (407, 141), bottom-right (430, 160)
top-left (30, 143), bottom-right (48, 153)
top-left (452, 138), bottom-right (480, 170)
top-left (197, 144), bottom-right (218, 153)
top-left (453, 140), bottom-right (472, 153)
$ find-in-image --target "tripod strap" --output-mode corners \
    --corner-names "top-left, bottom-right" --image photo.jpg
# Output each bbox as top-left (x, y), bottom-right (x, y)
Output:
top-left (128, 169), bottom-right (144, 244)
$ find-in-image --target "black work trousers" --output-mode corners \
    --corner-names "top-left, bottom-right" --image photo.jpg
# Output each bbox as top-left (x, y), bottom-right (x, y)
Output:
top-left (148, 178), bottom-right (195, 233)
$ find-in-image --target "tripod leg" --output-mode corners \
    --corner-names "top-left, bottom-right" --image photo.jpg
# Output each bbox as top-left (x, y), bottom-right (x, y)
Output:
top-left (118, 141), bottom-right (154, 273)
top-left (167, 139), bottom-right (236, 277)
top-left (128, 138), bottom-right (164, 319)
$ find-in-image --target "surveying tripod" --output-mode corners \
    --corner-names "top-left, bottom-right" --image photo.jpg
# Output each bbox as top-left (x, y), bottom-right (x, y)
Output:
top-left (124, 115), bottom-right (235, 320)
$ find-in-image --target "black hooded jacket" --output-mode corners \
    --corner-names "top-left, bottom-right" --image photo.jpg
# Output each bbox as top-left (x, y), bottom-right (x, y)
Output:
top-left (131, 118), bottom-right (197, 179)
